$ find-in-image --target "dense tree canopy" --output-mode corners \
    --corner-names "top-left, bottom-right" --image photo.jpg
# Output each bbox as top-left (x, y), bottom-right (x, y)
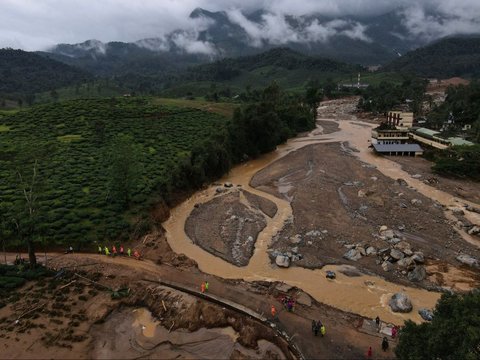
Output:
top-left (396, 291), bottom-right (480, 360)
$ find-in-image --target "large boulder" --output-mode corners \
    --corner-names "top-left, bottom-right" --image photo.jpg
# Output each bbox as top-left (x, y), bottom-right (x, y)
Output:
top-left (389, 293), bottom-right (413, 313)
top-left (382, 230), bottom-right (395, 239)
top-left (275, 255), bottom-right (291, 268)
top-left (397, 257), bottom-right (414, 269)
top-left (382, 261), bottom-right (394, 272)
top-left (418, 308), bottom-right (434, 321)
top-left (390, 249), bottom-right (405, 261)
top-left (343, 249), bottom-right (362, 261)
top-left (468, 226), bottom-right (480, 235)
top-left (407, 266), bottom-right (427, 282)
top-left (395, 241), bottom-right (412, 253)
top-left (456, 254), bottom-right (479, 268)
top-left (411, 252), bottom-right (425, 264)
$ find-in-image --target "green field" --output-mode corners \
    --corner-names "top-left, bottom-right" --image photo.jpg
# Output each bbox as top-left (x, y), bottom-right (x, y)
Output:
top-left (0, 97), bottom-right (228, 248)
top-left (152, 98), bottom-right (237, 118)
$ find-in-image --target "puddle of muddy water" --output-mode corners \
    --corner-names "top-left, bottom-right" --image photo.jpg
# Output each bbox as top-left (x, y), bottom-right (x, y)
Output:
top-left (163, 98), bottom-right (480, 325)
top-left (95, 307), bottom-right (280, 359)
top-left (132, 308), bottom-right (159, 338)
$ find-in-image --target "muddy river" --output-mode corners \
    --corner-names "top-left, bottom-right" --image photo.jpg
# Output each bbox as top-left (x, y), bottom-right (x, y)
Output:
top-left (163, 98), bottom-right (479, 325)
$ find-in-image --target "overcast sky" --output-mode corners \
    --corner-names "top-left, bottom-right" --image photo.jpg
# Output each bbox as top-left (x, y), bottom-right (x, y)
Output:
top-left (1, 0), bottom-right (479, 51)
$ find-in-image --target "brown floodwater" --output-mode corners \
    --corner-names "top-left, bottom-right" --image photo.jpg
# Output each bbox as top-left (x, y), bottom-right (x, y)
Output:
top-left (163, 98), bottom-right (480, 325)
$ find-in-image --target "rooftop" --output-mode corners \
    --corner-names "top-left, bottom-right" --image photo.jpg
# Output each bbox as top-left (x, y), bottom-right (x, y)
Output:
top-left (372, 143), bottom-right (423, 153)
top-left (447, 137), bottom-right (475, 146)
top-left (414, 127), bottom-right (440, 137)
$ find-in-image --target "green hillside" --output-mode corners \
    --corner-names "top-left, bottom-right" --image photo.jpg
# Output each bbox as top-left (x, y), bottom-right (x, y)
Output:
top-left (0, 49), bottom-right (91, 101)
top-left (160, 48), bottom-right (364, 96)
top-left (0, 98), bottom-right (229, 248)
top-left (382, 37), bottom-right (480, 78)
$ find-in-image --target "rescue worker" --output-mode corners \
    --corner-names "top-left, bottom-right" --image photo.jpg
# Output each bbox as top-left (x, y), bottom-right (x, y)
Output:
top-left (112, 245), bottom-right (117, 257)
top-left (320, 323), bottom-right (326, 337)
top-left (127, 248), bottom-right (132, 257)
top-left (205, 281), bottom-right (209, 292)
top-left (375, 316), bottom-right (380, 327)
top-left (367, 346), bottom-right (372, 358)
top-left (98, 245), bottom-right (102, 254)
top-left (201, 282), bottom-right (206, 293)
top-left (120, 245), bottom-right (124, 256)
top-left (104, 246), bottom-right (110, 256)
top-left (133, 250), bottom-right (140, 260)
top-left (271, 305), bottom-right (277, 320)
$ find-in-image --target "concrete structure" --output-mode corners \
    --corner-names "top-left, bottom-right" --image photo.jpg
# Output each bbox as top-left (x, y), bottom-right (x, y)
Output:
top-left (386, 111), bottom-right (414, 129)
top-left (371, 128), bottom-right (409, 145)
top-left (410, 128), bottom-right (474, 149)
top-left (372, 143), bottom-right (424, 156)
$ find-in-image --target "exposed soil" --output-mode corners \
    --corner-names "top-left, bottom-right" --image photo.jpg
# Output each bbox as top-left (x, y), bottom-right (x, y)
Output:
top-left (185, 189), bottom-right (269, 266)
top-left (1, 253), bottom-right (398, 359)
top-left (391, 156), bottom-right (480, 204)
top-left (249, 140), bottom-right (480, 288)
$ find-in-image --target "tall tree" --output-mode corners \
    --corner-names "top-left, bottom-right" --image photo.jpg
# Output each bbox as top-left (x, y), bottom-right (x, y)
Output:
top-left (12, 159), bottom-right (41, 267)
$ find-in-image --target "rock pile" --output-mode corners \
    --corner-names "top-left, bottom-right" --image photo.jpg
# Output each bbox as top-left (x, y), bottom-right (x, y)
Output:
top-left (341, 225), bottom-right (428, 283)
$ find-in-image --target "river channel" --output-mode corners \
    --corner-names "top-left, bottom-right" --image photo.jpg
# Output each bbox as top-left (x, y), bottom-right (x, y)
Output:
top-left (163, 98), bottom-right (479, 324)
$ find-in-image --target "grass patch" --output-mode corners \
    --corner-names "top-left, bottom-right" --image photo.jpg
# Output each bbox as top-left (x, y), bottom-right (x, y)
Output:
top-left (153, 97), bottom-right (237, 118)
top-left (57, 134), bottom-right (83, 143)
top-left (0, 125), bottom-right (10, 132)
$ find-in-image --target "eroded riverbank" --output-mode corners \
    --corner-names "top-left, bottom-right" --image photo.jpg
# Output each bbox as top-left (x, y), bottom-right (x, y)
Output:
top-left (164, 97), bottom-right (480, 324)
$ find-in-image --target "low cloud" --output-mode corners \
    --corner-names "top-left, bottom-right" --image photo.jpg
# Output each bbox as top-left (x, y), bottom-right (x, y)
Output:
top-left (226, 10), bottom-right (370, 47)
top-left (400, 2), bottom-right (480, 41)
top-left (0, 0), bottom-right (479, 51)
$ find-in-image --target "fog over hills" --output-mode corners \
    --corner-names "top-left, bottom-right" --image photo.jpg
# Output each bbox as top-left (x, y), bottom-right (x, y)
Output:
top-left (2, 1), bottom-right (479, 69)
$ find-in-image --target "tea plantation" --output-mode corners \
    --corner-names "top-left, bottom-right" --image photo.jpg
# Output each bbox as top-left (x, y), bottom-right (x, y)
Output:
top-left (0, 97), bottom-right (229, 248)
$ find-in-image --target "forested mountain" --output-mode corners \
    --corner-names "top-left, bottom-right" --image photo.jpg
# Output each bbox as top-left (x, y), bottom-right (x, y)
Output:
top-left (133, 48), bottom-right (363, 97)
top-left (382, 37), bottom-right (480, 78)
top-left (0, 49), bottom-right (91, 99)
top-left (184, 48), bottom-right (361, 81)
top-left (37, 40), bottom-right (211, 77)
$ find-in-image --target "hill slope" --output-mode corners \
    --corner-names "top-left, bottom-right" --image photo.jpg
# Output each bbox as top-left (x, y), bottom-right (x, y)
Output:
top-left (161, 48), bottom-right (363, 96)
top-left (382, 37), bottom-right (480, 78)
top-left (0, 49), bottom-right (91, 96)
top-left (0, 98), bottom-right (229, 246)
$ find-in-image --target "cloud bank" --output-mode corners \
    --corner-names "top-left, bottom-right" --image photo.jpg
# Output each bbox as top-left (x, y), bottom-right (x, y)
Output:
top-left (0, 0), bottom-right (479, 52)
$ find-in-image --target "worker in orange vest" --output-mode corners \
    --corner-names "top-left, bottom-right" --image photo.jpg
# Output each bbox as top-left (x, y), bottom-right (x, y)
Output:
top-left (201, 282), bottom-right (206, 293)
top-left (271, 305), bottom-right (277, 320)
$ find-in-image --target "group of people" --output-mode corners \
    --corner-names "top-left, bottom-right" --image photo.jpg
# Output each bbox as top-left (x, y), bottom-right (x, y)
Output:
top-left (200, 281), bottom-right (209, 293)
top-left (311, 320), bottom-right (326, 337)
top-left (98, 244), bottom-right (140, 260)
top-left (365, 316), bottom-right (399, 357)
top-left (281, 296), bottom-right (295, 312)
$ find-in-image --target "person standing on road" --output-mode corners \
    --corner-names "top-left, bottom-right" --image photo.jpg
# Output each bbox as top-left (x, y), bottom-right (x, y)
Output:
top-left (271, 305), bottom-right (277, 320)
top-left (367, 346), bottom-right (372, 358)
top-left (120, 245), bottom-right (124, 256)
top-left (127, 248), bottom-right (131, 257)
top-left (205, 281), bottom-right (209, 292)
top-left (104, 246), bottom-right (110, 256)
top-left (320, 323), bottom-right (326, 337)
top-left (201, 282), bottom-right (206, 293)
top-left (382, 337), bottom-right (389, 352)
top-left (375, 316), bottom-right (380, 328)
top-left (98, 245), bottom-right (102, 254)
